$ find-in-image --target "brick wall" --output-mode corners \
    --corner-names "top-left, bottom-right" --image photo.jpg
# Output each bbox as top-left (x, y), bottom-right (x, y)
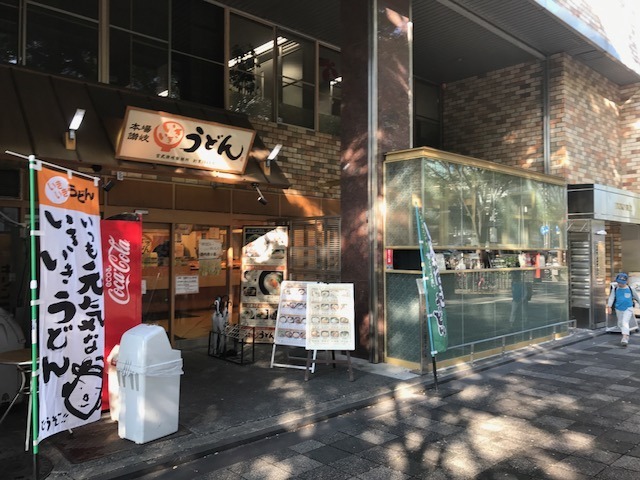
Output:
top-left (250, 119), bottom-right (341, 199)
top-left (554, 55), bottom-right (621, 186)
top-left (442, 61), bottom-right (545, 171)
top-left (442, 54), bottom-right (632, 188)
top-left (620, 83), bottom-right (640, 192)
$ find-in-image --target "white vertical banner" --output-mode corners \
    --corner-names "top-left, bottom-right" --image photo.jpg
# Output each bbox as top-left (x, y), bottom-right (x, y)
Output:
top-left (38, 166), bottom-right (104, 440)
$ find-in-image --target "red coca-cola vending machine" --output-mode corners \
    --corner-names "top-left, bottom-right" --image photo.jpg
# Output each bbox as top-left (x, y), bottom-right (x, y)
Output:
top-left (101, 213), bottom-right (142, 411)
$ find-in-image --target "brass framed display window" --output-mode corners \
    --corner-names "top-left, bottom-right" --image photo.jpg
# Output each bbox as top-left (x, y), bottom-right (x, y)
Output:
top-left (383, 147), bottom-right (569, 369)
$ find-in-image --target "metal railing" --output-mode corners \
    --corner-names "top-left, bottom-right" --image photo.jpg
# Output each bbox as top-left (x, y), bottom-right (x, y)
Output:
top-left (423, 319), bottom-right (577, 372)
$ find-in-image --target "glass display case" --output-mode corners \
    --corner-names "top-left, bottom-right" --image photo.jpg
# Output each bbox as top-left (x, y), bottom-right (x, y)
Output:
top-left (383, 148), bottom-right (569, 368)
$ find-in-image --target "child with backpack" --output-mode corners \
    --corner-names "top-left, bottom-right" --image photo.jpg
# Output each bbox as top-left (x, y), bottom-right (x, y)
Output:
top-left (607, 272), bottom-right (640, 346)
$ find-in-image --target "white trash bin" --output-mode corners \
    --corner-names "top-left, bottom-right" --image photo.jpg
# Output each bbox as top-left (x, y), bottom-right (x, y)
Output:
top-left (116, 324), bottom-right (183, 444)
top-left (0, 308), bottom-right (26, 405)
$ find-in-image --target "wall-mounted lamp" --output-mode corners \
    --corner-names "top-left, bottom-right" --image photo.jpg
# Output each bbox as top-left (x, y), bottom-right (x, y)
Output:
top-left (252, 183), bottom-right (268, 205)
top-left (266, 144), bottom-right (282, 167)
top-left (102, 179), bottom-right (116, 192)
top-left (64, 108), bottom-right (86, 150)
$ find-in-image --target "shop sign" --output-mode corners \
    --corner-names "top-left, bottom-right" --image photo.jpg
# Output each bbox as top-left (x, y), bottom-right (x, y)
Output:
top-left (116, 106), bottom-right (256, 174)
top-left (593, 186), bottom-right (640, 223)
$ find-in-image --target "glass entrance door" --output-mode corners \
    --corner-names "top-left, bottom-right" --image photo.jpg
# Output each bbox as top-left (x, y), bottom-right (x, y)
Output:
top-left (141, 223), bottom-right (171, 332)
top-left (141, 222), bottom-right (230, 344)
top-left (173, 224), bottom-right (229, 342)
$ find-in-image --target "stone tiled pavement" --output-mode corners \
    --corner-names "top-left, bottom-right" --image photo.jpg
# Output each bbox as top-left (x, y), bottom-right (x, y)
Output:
top-left (5, 329), bottom-right (640, 479)
top-left (141, 331), bottom-right (640, 480)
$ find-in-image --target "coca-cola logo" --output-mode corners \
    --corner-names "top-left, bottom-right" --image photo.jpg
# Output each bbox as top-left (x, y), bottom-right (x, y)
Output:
top-left (104, 235), bottom-right (131, 305)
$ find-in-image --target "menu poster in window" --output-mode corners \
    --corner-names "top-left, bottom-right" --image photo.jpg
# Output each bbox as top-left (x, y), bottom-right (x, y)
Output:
top-left (274, 281), bottom-right (310, 347)
top-left (306, 283), bottom-right (355, 351)
top-left (240, 227), bottom-right (288, 338)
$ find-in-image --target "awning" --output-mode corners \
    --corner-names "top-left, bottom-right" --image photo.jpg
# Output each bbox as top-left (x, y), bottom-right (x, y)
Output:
top-left (0, 66), bottom-right (290, 188)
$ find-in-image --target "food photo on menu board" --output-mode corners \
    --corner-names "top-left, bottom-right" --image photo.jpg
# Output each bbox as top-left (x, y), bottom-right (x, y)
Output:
top-left (273, 281), bottom-right (309, 348)
top-left (239, 227), bottom-right (288, 335)
top-left (306, 283), bottom-right (355, 351)
top-left (242, 226), bottom-right (288, 265)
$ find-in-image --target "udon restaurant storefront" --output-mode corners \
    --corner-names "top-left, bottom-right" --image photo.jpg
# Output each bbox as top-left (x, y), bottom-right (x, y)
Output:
top-left (0, 66), bottom-right (340, 348)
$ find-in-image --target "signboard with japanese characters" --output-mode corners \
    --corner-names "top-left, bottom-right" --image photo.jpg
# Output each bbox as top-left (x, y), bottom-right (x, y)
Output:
top-left (37, 166), bottom-right (105, 440)
top-left (115, 106), bottom-right (256, 174)
top-left (239, 226), bottom-right (288, 343)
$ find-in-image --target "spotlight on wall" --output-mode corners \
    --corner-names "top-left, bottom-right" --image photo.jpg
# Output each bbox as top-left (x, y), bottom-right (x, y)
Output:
top-left (64, 108), bottom-right (86, 150)
top-left (266, 144), bottom-right (282, 167)
top-left (252, 183), bottom-right (268, 205)
top-left (102, 179), bottom-right (116, 192)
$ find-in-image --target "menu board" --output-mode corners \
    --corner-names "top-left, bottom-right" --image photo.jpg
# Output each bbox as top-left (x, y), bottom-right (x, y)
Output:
top-left (306, 283), bottom-right (355, 351)
top-left (239, 227), bottom-right (288, 341)
top-left (273, 281), bottom-right (309, 347)
top-left (272, 281), bottom-right (355, 351)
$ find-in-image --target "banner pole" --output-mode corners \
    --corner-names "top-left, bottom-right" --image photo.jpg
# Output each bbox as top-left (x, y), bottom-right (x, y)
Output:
top-left (28, 155), bottom-right (39, 478)
top-left (414, 203), bottom-right (439, 391)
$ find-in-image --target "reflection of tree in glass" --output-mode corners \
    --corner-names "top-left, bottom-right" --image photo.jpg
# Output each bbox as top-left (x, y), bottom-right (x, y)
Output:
top-left (423, 161), bottom-right (516, 246)
top-left (230, 44), bottom-right (258, 95)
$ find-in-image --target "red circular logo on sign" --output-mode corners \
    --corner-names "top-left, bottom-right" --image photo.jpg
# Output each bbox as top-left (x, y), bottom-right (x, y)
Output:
top-left (153, 121), bottom-right (184, 152)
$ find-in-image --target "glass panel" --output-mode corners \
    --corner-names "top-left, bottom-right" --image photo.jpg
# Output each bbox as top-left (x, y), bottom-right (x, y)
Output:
top-left (110, 0), bottom-right (168, 40)
top-left (142, 226), bottom-right (171, 330)
top-left (172, 0), bottom-right (223, 62)
top-left (229, 15), bottom-right (274, 119)
top-left (173, 225), bottom-right (229, 341)
top-left (171, 53), bottom-right (224, 107)
top-left (26, 5), bottom-right (98, 80)
top-left (279, 82), bottom-right (314, 129)
top-left (546, 183), bottom-right (567, 249)
top-left (277, 31), bottom-right (315, 128)
top-left (384, 159), bottom-right (421, 246)
top-left (0, 1), bottom-right (19, 65)
top-left (318, 46), bottom-right (341, 135)
top-left (110, 29), bottom-right (168, 95)
top-left (493, 171), bottom-right (523, 248)
top-left (414, 119), bottom-right (440, 149)
top-left (415, 80), bottom-right (439, 120)
top-left (384, 152), bottom-right (569, 366)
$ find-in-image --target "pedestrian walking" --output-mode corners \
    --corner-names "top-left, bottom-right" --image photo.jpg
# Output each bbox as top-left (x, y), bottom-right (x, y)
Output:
top-left (606, 272), bottom-right (640, 346)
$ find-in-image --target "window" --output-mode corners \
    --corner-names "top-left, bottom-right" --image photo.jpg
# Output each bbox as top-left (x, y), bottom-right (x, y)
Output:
top-left (229, 14), bottom-right (274, 120)
top-left (0, 169), bottom-right (20, 198)
top-left (277, 30), bottom-right (315, 129)
top-left (170, 0), bottom-right (224, 106)
top-left (414, 79), bottom-right (441, 148)
top-left (318, 45), bottom-right (341, 135)
top-left (26, 3), bottom-right (98, 80)
top-left (0, 0), bottom-right (19, 65)
top-left (109, 0), bottom-right (169, 95)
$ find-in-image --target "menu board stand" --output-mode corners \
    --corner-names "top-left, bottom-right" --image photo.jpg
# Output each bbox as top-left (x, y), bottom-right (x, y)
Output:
top-left (270, 345), bottom-right (317, 372)
top-left (304, 350), bottom-right (353, 381)
top-left (271, 281), bottom-right (356, 380)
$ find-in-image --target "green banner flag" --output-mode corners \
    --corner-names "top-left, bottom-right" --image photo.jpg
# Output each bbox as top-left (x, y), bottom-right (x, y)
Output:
top-left (414, 200), bottom-right (448, 355)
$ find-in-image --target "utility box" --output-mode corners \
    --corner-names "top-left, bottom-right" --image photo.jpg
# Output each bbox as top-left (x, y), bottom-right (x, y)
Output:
top-left (116, 325), bottom-right (183, 444)
top-left (0, 308), bottom-right (26, 404)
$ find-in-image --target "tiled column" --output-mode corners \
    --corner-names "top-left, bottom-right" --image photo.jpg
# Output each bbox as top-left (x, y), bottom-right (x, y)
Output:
top-left (341, 0), bottom-right (412, 360)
